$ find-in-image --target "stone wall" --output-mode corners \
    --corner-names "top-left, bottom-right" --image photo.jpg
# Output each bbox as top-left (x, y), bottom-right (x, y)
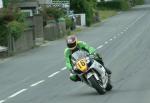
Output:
top-left (44, 21), bottom-right (66, 41)
top-left (7, 28), bottom-right (35, 54)
top-left (33, 15), bottom-right (44, 38)
top-left (2, 16), bottom-right (67, 56)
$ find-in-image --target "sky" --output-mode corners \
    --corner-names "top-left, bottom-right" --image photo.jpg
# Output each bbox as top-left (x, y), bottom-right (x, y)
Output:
top-left (0, 0), bottom-right (3, 8)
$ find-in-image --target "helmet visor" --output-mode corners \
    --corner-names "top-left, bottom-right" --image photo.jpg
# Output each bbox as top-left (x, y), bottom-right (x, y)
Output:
top-left (67, 42), bottom-right (76, 49)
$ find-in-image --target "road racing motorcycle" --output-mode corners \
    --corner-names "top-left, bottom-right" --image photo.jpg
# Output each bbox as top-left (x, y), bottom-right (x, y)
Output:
top-left (71, 50), bottom-right (112, 94)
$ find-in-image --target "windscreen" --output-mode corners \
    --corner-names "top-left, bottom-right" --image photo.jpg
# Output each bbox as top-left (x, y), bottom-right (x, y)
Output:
top-left (71, 50), bottom-right (89, 64)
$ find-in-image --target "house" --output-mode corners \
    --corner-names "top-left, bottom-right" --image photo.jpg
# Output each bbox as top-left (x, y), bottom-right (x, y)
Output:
top-left (0, 46), bottom-right (7, 52)
top-left (37, 0), bottom-right (52, 6)
top-left (38, 0), bottom-right (69, 8)
top-left (18, 0), bottom-right (39, 16)
top-left (0, 0), bottom-right (3, 8)
top-left (0, 46), bottom-right (8, 57)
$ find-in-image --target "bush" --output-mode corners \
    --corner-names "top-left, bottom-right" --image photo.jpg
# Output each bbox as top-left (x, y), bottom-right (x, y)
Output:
top-left (120, 0), bottom-right (130, 10)
top-left (134, 0), bottom-right (144, 5)
top-left (97, 1), bottom-right (121, 10)
top-left (65, 16), bottom-right (73, 30)
top-left (97, 0), bottom-right (130, 10)
top-left (70, 0), bottom-right (97, 26)
top-left (8, 21), bottom-right (25, 40)
top-left (2, 0), bottom-right (20, 8)
top-left (42, 7), bottom-right (65, 22)
top-left (2, 0), bottom-right (9, 8)
top-left (0, 22), bottom-right (9, 46)
top-left (0, 7), bottom-right (25, 46)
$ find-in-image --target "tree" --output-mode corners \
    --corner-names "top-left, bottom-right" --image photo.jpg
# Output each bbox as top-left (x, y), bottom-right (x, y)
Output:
top-left (0, 6), bottom-right (25, 46)
top-left (43, 7), bottom-right (64, 22)
top-left (2, 0), bottom-right (19, 8)
top-left (2, 0), bottom-right (9, 7)
top-left (70, 0), bottom-right (97, 26)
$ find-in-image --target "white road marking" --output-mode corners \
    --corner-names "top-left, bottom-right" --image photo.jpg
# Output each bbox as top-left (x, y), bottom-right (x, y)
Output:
top-left (113, 36), bottom-right (117, 39)
top-left (123, 29), bottom-right (127, 32)
top-left (8, 89), bottom-right (27, 99)
top-left (30, 80), bottom-right (45, 87)
top-left (1, 11), bottom-right (147, 103)
top-left (129, 12), bottom-right (147, 27)
top-left (120, 32), bottom-right (124, 34)
top-left (105, 41), bottom-right (108, 44)
top-left (117, 34), bottom-right (120, 36)
top-left (61, 67), bottom-right (67, 71)
top-left (110, 38), bottom-right (113, 41)
top-left (0, 100), bottom-right (5, 103)
top-left (97, 45), bottom-right (103, 49)
top-left (126, 27), bottom-right (129, 30)
top-left (48, 71), bottom-right (60, 78)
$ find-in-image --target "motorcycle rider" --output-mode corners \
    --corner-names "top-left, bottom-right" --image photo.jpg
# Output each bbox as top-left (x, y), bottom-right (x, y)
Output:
top-left (64, 35), bottom-right (112, 82)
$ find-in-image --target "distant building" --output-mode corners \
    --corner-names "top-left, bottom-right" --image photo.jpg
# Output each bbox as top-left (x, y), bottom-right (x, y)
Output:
top-left (37, 0), bottom-right (52, 5)
top-left (0, 0), bottom-right (3, 8)
top-left (18, 0), bottom-right (39, 16)
top-left (37, 0), bottom-right (69, 8)
top-left (17, 0), bottom-right (70, 16)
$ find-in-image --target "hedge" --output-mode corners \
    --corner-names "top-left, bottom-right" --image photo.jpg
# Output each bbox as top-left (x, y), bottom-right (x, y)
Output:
top-left (0, 7), bottom-right (25, 46)
top-left (134, 0), bottom-right (144, 5)
top-left (70, 0), bottom-right (96, 26)
top-left (97, 0), bottom-right (130, 10)
top-left (42, 7), bottom-right (65, 22)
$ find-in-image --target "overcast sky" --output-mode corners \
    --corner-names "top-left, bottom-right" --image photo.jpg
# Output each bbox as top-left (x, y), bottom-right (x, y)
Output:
top-left (0, 0), bottom-right (3, 8)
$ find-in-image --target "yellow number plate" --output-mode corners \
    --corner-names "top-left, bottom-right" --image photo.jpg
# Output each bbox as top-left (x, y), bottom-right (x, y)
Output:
top-left (76, 59), bottom-right (87, 72)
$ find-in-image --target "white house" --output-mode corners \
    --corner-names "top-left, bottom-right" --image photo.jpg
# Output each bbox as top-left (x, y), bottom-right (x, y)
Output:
top-left (38, 0), bottom-right (69, 8)
top-left (0, 46), bottom-right (7, 52)
top-left (37, 0), bottom-right (52, 5)
top-left (0, 0), bottom-right (3, 8)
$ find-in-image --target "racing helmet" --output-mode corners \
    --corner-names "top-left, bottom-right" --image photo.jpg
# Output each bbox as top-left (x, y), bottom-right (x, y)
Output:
top-left (66, 35), bottom-right (77, 50)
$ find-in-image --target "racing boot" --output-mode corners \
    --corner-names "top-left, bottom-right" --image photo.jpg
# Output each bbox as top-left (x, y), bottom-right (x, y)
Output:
top-left (70, 73), bottom-right (81, 82)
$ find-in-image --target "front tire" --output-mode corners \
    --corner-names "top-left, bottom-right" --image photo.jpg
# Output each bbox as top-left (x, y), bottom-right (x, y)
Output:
top-left (88, 75), bottom-right (106, 94)
top-left (106, 83), bottom-right (112, 91)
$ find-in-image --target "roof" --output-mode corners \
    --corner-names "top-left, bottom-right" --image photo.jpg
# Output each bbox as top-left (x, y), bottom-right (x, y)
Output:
top-left (18, 2), bottom-right (39, 8)
top-left (37, 0), bottom-right (52, 5)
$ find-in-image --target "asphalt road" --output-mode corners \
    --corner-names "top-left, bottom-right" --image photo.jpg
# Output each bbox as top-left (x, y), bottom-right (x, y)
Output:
top-left (145, 0), bottom-right (150, 4)
top-left (0, 3), bottom-right (150, 103)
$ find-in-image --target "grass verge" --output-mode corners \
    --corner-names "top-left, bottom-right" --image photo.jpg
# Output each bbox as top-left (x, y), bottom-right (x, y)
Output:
top-left (99, 10), bottom-right (117, 20)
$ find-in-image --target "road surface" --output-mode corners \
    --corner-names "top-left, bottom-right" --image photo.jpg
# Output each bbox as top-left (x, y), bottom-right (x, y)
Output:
top-left (0, 3), bottom-right (150, 103)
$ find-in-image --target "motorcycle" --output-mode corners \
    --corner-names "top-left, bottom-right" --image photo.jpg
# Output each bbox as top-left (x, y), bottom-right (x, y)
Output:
top-left (71, 50), bottom-right (112, 94)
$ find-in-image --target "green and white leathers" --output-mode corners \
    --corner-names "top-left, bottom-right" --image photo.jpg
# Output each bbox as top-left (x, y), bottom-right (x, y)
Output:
top-left (64, 41), bottom-right (96, 71)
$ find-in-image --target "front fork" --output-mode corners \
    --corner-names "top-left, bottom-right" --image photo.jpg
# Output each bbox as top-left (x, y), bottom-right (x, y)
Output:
top-left (79, 70), bottom-right (100, 87)
top-left (87, 69), bottom-right (108, 88)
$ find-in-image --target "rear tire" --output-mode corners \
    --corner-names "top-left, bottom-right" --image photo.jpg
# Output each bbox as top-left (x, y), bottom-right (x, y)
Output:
top-left (88, 75), bottom-right (106, 94)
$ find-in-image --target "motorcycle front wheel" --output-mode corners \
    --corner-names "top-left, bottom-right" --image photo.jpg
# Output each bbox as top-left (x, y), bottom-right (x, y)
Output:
top-left (88, 75), bottom-right (106, 95)
top-left (106, 83), bottom-right (112, 91)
